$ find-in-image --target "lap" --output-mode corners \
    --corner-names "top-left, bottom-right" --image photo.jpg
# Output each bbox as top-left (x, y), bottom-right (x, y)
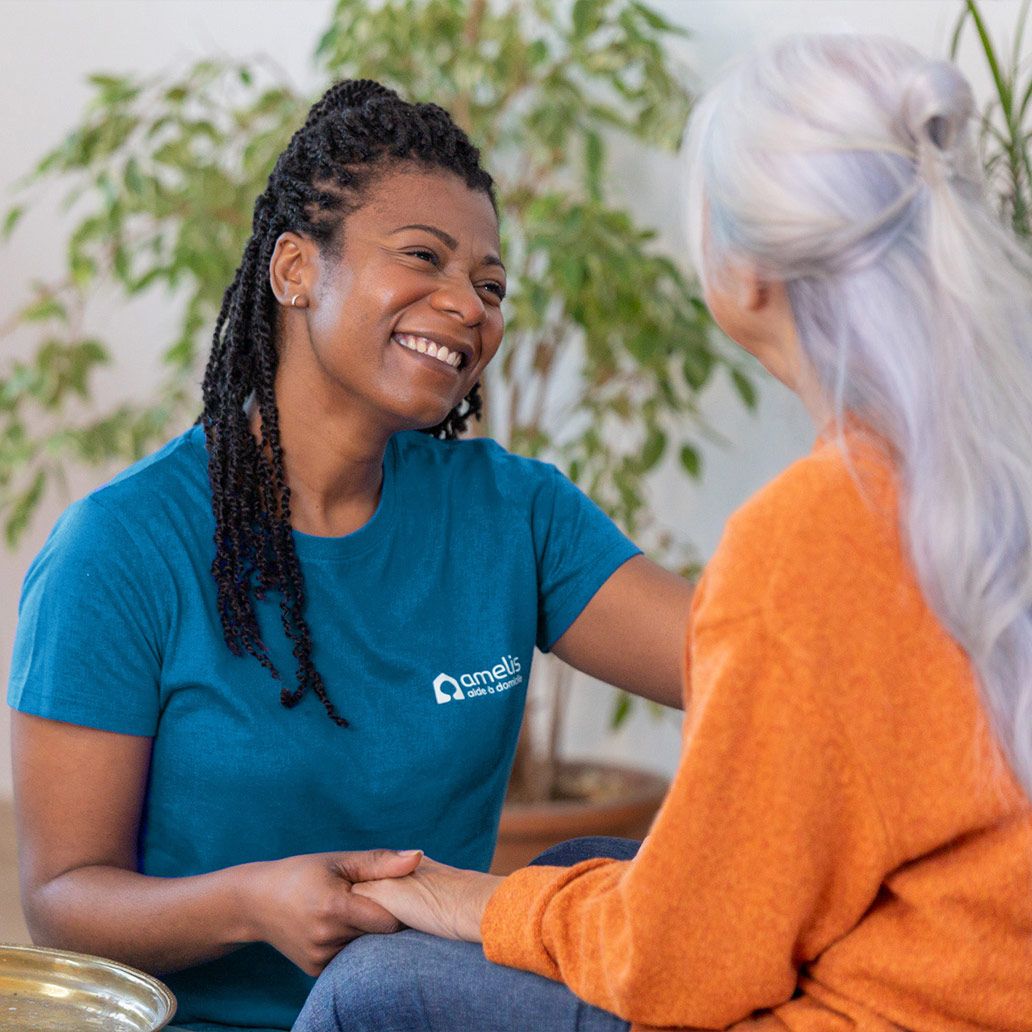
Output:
top-left (292, 930), bottom-right (630, 1032)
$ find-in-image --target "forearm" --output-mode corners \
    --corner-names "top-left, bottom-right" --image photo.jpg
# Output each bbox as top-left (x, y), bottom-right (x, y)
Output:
top-left (552, 557), bottom-right (693, 711)
top-left (553, 623), bottom-right (686, 710)
top-left (26, 861), bottom-right (264, 975)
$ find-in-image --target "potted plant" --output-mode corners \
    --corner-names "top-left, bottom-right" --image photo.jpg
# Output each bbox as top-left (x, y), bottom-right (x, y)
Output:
top-left (0, 0), bottom-right (752, 871)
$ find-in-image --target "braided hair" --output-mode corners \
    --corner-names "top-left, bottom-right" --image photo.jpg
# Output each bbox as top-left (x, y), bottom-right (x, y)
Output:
top-left (198, 79), bottom-right (496, 728)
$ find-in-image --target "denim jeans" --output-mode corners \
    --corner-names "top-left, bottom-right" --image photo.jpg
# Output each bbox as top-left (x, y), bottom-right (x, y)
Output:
top-left (292, 837), bottom-right (641, 1032)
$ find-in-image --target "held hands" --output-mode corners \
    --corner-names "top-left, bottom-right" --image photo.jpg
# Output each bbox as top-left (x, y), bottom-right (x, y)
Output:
top-left (352, 855), bottom-right (504, 943)
top-left (247, 849), bottom-right (423, 976)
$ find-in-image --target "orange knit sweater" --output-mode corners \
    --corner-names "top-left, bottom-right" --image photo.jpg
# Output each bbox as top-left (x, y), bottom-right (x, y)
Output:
top-left (482, 434), bottom-right (1032, 1031)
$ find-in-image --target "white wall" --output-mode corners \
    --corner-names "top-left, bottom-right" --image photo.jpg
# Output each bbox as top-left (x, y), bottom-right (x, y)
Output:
top-left (0, 0), bottom-right (1026, 796)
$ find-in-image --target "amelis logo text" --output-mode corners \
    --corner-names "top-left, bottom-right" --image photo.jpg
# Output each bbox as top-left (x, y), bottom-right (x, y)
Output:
top-left (433, 655), bottom-right (523, 704)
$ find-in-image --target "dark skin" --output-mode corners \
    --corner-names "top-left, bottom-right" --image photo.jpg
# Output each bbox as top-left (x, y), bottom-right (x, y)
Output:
top-left (12, 167), bottom-right (693, 979)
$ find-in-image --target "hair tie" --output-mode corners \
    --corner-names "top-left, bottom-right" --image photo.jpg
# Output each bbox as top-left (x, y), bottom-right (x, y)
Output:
top-left (901, 59), bottom-right (975, 188)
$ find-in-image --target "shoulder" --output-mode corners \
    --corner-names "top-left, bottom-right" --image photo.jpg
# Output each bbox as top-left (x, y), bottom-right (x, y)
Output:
top-left (392, 431), bottom-right (566, 498)
top-left (33, 425), bottom-right (208, 572)
top-left (696, 434), bottom-right (902, 627)
top-left (88, 423), bottom-right (208, 513)
top-left (739, 434), bottom-right (896, 543)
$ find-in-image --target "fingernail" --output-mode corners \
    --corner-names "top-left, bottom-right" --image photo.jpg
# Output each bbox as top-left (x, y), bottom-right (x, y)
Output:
top-left (395, 849), bottom-right (422, 857)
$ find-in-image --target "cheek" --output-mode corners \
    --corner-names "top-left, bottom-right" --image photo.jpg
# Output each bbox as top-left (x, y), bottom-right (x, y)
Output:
top-left (704, 283), bottom-right (748, 351)
top-left (480, 307), bottom-right (505, 363)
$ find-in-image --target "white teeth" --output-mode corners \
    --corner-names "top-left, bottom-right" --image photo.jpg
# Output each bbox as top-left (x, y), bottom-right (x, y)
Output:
top-left (394, 333), bottom-right (464, 370)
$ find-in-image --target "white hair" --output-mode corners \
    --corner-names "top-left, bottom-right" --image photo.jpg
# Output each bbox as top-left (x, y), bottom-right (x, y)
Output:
top-left (684, 33), bottom-right (1032, 801)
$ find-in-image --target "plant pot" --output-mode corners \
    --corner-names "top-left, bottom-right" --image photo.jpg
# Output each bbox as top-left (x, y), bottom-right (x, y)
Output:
top-left (490, 759), bottom-right (669, 874)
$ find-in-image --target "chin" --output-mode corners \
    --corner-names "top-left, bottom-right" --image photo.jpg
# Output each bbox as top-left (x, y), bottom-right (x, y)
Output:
top-left (389, 397), bottom-right (464, 434)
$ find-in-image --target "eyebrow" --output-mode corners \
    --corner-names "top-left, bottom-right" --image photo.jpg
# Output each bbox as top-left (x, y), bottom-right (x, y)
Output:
top-left (390, 223), bottom-right (506, 274)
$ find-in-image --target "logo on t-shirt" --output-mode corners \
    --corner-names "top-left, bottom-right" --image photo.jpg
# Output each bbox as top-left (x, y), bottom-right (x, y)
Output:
top-left (433, 655), bottom-right (523, 704)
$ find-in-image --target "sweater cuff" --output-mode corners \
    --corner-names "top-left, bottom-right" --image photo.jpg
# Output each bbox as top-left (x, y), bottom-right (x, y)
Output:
top-left (480, 858), bottom-right (617, 980)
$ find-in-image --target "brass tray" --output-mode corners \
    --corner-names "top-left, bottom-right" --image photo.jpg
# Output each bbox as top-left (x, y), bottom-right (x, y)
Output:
top-left (0, 943), bottom-right (176, 1030)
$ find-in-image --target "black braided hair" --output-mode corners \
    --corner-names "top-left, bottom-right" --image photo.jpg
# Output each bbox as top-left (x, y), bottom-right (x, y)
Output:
top-left (198, 79), bottom-right (496, 728)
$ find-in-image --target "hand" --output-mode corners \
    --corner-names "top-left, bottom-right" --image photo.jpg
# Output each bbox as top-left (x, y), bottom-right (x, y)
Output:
top-left (245, 849), bottom-right (423, 975)
top-left (352, 855), bottom-right (504, 943)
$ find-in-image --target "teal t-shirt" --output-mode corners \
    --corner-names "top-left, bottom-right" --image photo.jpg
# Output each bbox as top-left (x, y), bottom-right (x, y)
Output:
top-left (7, 424), bottom-right (639, 1030)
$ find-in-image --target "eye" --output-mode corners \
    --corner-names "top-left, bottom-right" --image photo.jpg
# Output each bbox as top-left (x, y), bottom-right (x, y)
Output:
top-left (407, 248), bottom-right (440, 266)
top-left (480, 281), bottom-right (506, 301)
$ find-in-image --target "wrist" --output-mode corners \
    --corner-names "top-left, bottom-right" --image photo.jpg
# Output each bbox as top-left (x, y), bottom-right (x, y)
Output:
top-left (223, 861), bottom-right (269, 945)
top-left (463, 873), bottom-right (504, 943)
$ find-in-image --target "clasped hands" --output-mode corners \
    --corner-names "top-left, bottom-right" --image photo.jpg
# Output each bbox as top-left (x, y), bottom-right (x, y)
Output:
top-left (352, 852), bottom-right (503, 944)
top-left (251, 848), bottom-right (503, 976)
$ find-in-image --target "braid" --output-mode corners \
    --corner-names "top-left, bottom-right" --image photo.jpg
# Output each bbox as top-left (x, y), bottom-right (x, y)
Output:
top-left (199, 80), bottom-right (494, 727)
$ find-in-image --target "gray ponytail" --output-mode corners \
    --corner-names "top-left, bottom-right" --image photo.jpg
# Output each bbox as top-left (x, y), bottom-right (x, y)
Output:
top-left (685, 34), bottom-right (1032, 800)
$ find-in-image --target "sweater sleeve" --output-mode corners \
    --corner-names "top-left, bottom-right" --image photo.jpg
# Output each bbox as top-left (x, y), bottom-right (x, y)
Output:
top-left (481, 612), bottom-right (892, 1029)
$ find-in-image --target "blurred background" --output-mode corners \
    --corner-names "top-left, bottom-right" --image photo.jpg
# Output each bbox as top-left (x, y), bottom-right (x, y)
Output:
top-left (0, 0), bottom-right (1028, 928)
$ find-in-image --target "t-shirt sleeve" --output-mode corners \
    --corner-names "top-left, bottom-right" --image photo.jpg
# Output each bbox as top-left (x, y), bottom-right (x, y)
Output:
top-left (8, 495), bottom-right (167, 736)
top-left (531, 465), bottom-right (641, 652)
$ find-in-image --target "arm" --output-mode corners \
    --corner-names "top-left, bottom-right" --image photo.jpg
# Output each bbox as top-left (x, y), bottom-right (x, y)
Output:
top-left (551, 555), bottom-right (693, 709)
top-left (13, 712), bottom-right (419, 977)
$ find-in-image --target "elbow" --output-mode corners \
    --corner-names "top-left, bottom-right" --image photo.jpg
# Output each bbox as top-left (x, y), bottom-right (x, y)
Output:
top-left (21, 884), bottom-right (66, 948)
top-left (599, 947), bottom-right (796, 1029)
top-left (20, 873), bottom-right (89, 952)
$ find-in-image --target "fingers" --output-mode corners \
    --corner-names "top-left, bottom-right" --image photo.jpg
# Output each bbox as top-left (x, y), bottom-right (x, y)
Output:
top-left (333, 848), bottom-right (423, 883)
top-left (343, 886), bottom-right (405, 935)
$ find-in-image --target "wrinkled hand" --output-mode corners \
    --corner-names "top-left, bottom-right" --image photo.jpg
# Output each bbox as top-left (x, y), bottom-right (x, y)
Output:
top-left (352, 855), bottom-right (504, 943)
top-left (247, 849), bottom-right (423, 975)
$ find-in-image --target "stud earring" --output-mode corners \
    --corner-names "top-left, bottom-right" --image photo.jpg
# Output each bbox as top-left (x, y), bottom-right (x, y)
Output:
top-left (290, 293), bottom-right (305, 308)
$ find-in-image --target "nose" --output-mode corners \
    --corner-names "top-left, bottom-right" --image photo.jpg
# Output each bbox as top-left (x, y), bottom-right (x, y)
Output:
top-left (429, 275), bottom-right (486, 327)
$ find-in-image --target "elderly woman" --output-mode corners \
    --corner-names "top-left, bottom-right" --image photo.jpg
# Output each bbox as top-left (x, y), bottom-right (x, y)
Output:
top-left (296, 33), bottom-right (1032, 1032)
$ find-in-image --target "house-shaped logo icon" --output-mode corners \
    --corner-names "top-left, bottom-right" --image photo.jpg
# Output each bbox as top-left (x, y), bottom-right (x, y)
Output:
top-left (432, 673), bottom-right (465, 705)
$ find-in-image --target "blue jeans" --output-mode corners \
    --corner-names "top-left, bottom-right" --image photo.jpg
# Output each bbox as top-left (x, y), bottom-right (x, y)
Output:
top-left (292, 837), bottom-right (640, 1032)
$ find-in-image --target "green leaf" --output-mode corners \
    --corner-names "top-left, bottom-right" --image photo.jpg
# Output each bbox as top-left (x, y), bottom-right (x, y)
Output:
top-left (679, 443), bottom-right (701, 478)
top-left (682, 348), bottom-right (712, 389)
top-left (2, 205), bottom-right (25, 241)
top-left (731, 368), bottom-right (757, 409)
top-left (124, 157), bottom-right (145, 195)
top-left (571, 0), bottom-right (600, 40)
top-left (584, 129), bottom-right (604, 201)
top-left (20, 296), bottom-right (67, 323)
top-left (640, 425), bottom-right (666, 471)
top-left (628, 1), bottom-right (679, 33)
top-left (610, 691), bottom-right (632, 730)
top-left (70, 252), bottom-right (97, 288)
top-left (5, 468), bottom-right (46, 548)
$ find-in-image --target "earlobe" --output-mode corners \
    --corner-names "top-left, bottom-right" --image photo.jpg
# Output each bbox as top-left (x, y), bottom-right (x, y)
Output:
top-left (269, 231), bottom-right (315, 309)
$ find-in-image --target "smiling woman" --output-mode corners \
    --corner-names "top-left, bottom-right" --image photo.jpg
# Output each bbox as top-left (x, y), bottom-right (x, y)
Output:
top-left (6, 79), bottom-right (694, 1032)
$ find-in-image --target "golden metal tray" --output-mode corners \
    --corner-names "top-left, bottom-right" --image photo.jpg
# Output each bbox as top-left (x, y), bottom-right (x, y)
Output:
top-left (0, 943), bottom-right (176, 1030)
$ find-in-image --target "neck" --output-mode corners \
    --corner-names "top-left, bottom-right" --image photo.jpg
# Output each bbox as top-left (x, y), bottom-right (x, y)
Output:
top-left (248, 379), bottom-right (391, 539)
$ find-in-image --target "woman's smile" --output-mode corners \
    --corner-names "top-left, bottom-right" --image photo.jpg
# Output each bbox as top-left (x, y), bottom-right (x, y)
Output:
top-left (391, 332), bottom-right (470, 372)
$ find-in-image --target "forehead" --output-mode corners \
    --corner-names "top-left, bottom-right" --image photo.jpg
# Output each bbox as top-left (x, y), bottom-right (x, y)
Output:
top-left (353, 166), bottom-right (500, 248)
